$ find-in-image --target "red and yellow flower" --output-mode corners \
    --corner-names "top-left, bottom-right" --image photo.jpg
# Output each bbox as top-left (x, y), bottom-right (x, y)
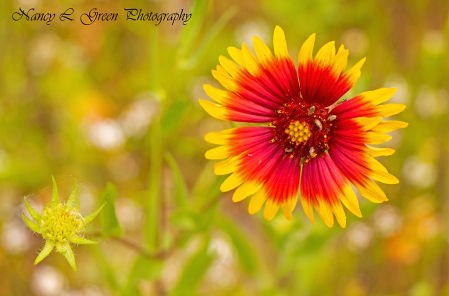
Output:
top-left (199, 26), bottom-right (407, 227)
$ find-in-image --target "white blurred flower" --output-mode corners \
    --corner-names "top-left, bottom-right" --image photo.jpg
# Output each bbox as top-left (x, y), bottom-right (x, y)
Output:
top-left (79, 187), bottom-right (97, 214)
top-left (14, 0), bottom-right (41, 8)
top-left (384, 129), bottom-right (403, 149)
top-left (31, 265), bottom-right (66, 296)
top-left (77, 286), bottom-right (106, 296)
top-left (87, 119), bottom-right (125, 150)
top-left (383, 73), bottom-right (411, 105)
top-left (414, 85), bottom-right (448, 118)
top-left (208, 237), bottom-right (233, 264)
top-left (341, 28), bottom-right (369, 57)
top-left (207, 261), bottom-right (237, 289)
top-left (234, 20), bottom-right (270, 53)
top-left (402, 156), bottom-right (437, 189)
top-left (161, 252), bottom-right (183, 289)
top-left (346, 222), bottom-right (374, 252)
top-left (86, 286), bottom-right (107, 296)
top-left (115, 198), bottom-right (143, 231)
top-left (108, 153), bottom-right (140, 182)
top-left (60, 41), bottom-right (88, 71)
top-left (207, 237), bottom-right (236, 288)
top-left (27, 33), bottom-right (61, 76)
top-left (120, 93), bottom-right (160, 137)
top-left (1, 221), bottom-right (31, 254)
top-left (373, 205), bottom-right (403, 237)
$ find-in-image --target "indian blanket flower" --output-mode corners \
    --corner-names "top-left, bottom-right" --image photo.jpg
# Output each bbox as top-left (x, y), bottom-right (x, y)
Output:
top-left (199, 26), bottom-right (407, 227)
top-left (23, 177), bottom-right (106, 271)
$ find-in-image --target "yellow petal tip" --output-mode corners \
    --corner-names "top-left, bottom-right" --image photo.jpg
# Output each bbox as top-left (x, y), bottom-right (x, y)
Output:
top-left (198, 100), bottom-right (228, 121)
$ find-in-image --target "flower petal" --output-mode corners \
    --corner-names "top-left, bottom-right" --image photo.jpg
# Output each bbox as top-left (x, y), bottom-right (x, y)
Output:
top-left (264, 198), bottom-right (280, 221)
top-left (370, 121), bottom-right (409, 133)
top-left (211, 128), bottom-right (285, 203)
top-left (202, 27), bottom-right (300, 124)
top-left (273, 26), bottom-right (289, 59)
top-left (300, 155), bottom-right (358, 228)
top-left (248, 189), bottom-right (268, 214)
top-left (207, 127), bottom-right (274, 160)
top-left (332, 88), bottom-right (404, 119)
top-left (233, 180), bottom-right (264, 202)
top-left (329, 142), bottom-right (393, 203)
top-left (365, 145), bottom-right (395, 157)
top-left (253, 36), bottom-right (275, 66)
top-left (228, 47), bottom-right (245, 67)
top-left (260, 154), bottom-right (301, 221)
top-left (298, 35), bottom-right (365, 106)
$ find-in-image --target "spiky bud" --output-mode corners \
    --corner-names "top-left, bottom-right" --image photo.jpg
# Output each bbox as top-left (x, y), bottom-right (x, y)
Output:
top-left (22, 176), bottom-right (106, 271)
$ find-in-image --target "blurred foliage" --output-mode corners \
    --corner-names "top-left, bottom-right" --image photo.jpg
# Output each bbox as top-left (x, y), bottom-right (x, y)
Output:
top-left (0, 0), bottom-right (449, 295)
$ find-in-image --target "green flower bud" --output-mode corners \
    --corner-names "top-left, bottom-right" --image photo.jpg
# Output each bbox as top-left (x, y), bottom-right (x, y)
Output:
top-left (22, 176), bottom-right (106, 272)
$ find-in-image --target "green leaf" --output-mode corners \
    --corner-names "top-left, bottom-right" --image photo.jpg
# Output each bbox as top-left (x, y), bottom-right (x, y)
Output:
top-left (161, 98), bottom-right (190, 135)
top-left (169, 209), bottom-right (199, 230)
top-left (67, 179), bottom-right (78, 208)
top-left (24, 197), bottom-right (42, 223)
top-left (410, 281), bottom-right (434, 296)
top-left (82, 201), bottom-right (107, 229)
top-left (22, 213), bottom-right (41, 233)
top-left (35, 239), bottom-right (55, 265)
top-left (51, 176), bottom-right (59, 206)
top-left (149, 27), bottom-right (160, 93)
top-left (215, 215), bottom-right (258, 274)
top-left (122, 255), bottom-right (163, 296)
top-left (100, 183), bottom-right (123, 238)
top-left (198, 204), bottom-right (219, 231)
top-left (69, 235), bottom-right (98, 245)
top-left (179, 6), bottom-right (238, 70)
top-left (192, 162), bottom-right (227, 209)
top-left (164, 152), bottom-right (188, 207)
top-left (145, 122), bottom-right (162, 252)
top-left (170, 236), bottom-right (213, 296)
top-left (177, 0), bottom-right (208, 59)
top-left (293, 229), bottom-right (331, 257)
top-left (90, 245), bottom-right (120, 291)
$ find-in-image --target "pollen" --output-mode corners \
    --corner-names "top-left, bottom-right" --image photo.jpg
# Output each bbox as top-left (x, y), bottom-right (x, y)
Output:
top-left (285, 121), bottom-right (311, 143)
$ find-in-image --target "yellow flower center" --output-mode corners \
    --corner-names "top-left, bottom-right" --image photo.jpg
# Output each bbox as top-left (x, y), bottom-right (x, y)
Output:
top-left (284, 120), bottom-right (311, 144)
top-left (40, 203), bottom-right (83, 243)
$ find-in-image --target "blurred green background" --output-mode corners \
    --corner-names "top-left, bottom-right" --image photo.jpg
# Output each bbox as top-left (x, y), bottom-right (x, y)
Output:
top-left (0, 0), bottom-right (448, 295)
